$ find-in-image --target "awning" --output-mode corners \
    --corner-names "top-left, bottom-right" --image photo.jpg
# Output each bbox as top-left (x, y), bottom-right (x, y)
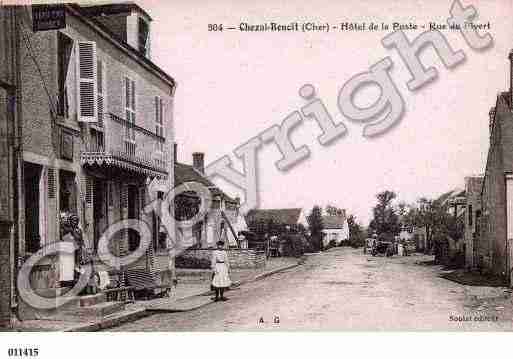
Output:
top-left (81, 152), bottom-right (168, 180)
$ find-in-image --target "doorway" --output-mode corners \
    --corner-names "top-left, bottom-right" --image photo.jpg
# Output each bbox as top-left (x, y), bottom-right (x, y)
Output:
top-left (127, 185), bottom-right (140, 252)
top-left (93, 178), bottom-right (108, 252)
top-left (24, 162), bottom-right (42, 253)
top-left (59, 170), bottom-right (77, 214)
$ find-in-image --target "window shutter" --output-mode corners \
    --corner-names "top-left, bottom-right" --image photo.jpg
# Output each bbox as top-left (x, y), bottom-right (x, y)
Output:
top-left (85, 176), bottom-right (93, 204)
top-left (48, 168), bottom-right (55, 199)
top-left (121, 184), bottom-right (128, 208)
top-left (108, 181), bottom-right (114, 207)
top-left (155, 96), bottom-right (159, 125)
top-left (131, 80), bottom-right (136, 111)
top-left (125, 77), bottom-right (130, 110)
top-left (97, 59), bottom-right (105, 127)
top-left (77, 41), bottom-right (98, 122)
top-left (159, 98), bottom-right (163, 125)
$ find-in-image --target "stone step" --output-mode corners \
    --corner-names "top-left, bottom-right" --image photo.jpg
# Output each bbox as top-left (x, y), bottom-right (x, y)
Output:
top-left (53, 301), bottom-right (126, 320)
top-left (70, 301), bottom-right (126, 318)
top-left (79, 293), bottom-right (106, 307)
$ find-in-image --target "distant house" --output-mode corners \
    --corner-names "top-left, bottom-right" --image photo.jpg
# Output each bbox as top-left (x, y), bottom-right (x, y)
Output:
top-left (174, 148), bottom-right (240, 248)
top-left (321, 213), bottom-right (349, 247)
top-left (437, 188), bottom-right (466, 265)
top-left (245, 208), bottom-right (308, 232)
top-left (411, 188), bottom-right (466, 257)
top-left (413, 226), bottom-right (428, 253)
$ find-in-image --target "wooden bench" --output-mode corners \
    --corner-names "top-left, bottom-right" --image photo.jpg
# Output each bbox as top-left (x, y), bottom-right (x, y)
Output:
top-left (103, 286), bottom-right (135, 303)
top-left (125, 268), bottom-right (173, 300)
top-left (102, 270), bottom-right (135, 303)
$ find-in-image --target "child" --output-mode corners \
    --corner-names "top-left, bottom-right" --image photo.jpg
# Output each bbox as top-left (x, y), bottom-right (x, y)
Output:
top-left (211, 240), bottom-right (231, 301)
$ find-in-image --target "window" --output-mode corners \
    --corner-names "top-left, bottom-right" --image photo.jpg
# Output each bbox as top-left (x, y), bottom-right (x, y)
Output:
top-left (77, 41), bottom-right (98, 122)
top-left (57, 32), bottom-right (73, 118)
top-left (124, 77), bottom-right (136, 156)
top-left (138, 17), bottom-right (150, 56)
top-left (154, 96), bottom-right (165, 166)
top-left (97, 59), bottom-right (106, 127)
top-left (90, 128), bottom-right (104, 151)
top-left (468, 204), bottom-right (473, 227)
top-left (155, 96), bottom-right (164, 148)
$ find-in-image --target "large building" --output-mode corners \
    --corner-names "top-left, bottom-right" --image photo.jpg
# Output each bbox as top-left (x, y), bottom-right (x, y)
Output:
top-left (174, 148), bottom-right (241, 249)
top-left (473, 51), bottom-right (513, 285)
top-left (245, 208), bottom-right (308, 231)
top-left (1, 3), bottom-right (176, 323)
top-left (478, 93), bottom-right (513, 281)
top-left (0, 6), bottom-right (17, 328)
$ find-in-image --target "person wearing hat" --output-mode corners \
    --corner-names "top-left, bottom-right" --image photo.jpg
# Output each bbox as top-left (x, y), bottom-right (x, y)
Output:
top-left (211, 240), bottom-right (231, 301)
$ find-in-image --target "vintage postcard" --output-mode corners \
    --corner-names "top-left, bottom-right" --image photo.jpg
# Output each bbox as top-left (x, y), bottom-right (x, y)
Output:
top-left (1, 0), bottom-right (513, 348)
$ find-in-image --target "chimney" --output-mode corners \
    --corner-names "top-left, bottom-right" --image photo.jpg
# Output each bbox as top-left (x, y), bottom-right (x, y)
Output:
top-left (509, 50), bottom-right (513, 108)
top-left (489, 106), bottom-right (496, 140)
top-left (192, 152), bottom-right (205, 174)
top-left (173, 143), bottom-right (177, 163)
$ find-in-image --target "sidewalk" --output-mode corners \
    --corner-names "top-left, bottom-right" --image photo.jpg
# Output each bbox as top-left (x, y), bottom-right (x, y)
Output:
top-left (176, 256), bottom-right (301, 297)
top-left (10, 256), bottom-right (303, 331)
top-left (142, 256), bottom-right (302, 312)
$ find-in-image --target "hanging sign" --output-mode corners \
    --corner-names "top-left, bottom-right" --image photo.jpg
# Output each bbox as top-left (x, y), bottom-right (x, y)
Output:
top-left (32, 4), bottom-right (66, 32)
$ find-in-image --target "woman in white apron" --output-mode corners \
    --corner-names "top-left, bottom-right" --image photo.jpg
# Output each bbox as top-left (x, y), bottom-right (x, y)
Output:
top-left (211, 240), bottom-right (231, 301)
top-left (59, 213), bottom-right (84, 286)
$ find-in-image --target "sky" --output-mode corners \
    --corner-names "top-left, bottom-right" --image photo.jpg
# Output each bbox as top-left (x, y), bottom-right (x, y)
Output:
top-left (138, 0), bottom-right (511, 225)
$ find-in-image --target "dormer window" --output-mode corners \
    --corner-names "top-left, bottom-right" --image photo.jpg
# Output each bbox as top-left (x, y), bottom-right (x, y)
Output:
top-left (138, 17), bottom-right (150, 56)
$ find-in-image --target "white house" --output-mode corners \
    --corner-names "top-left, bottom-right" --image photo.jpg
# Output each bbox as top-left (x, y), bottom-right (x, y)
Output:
top-left (322, 213), bottom-right (349, 247)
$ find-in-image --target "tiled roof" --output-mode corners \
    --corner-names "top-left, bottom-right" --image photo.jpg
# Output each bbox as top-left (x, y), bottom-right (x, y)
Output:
top-left (322, 215), bottom-right (346, 229)
top-left (245, 208), bottom-right (303, 226)
top-left (437, 188), bottom-right (465, 205)
top-left (174, 162), bottom-right (237, 203)
top-left (79, 2), bottom-right (153, 21)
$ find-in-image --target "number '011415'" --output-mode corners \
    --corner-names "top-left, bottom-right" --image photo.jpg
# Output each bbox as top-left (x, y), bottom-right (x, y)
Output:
top-left (8, 348), bottom-right (39, 357)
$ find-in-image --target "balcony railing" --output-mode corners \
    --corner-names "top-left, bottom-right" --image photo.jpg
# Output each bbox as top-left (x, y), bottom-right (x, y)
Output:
top-left (81, 113), bottom-right (168, 179)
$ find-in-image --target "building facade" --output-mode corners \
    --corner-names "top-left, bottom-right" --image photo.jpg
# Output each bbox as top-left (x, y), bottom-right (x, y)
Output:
top-left (7, 3), bottom-right (176, 320)
top-left (464, 175), bottom-right (484, 270)
top-left (245, 208), bottom-right (308, 231)
top-left (174, 150), bottom-right (240, 249)
top-left (478, 86), bottom-right (513, 282)
top-left (0, 6), bottom-right (17, 328)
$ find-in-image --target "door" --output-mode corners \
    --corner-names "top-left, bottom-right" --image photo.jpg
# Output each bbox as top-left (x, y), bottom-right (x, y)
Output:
top-left (93, 178), bottom-right (107, 251)
top-left (127, 185), bottom-right (140, 252)
top-left (24, 162), bottom-right (42, 253)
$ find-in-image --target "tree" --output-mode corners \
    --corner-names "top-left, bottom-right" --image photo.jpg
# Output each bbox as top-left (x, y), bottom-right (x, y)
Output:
top-left (347, 214), bottom-right (365, 248)
top-left (407, 197), bottom-right (464, 258)
top-left (369, 190), bottom-right (400, 236)
top-left (307, 205), bottom-right (324, 251)
top-left (325, 204), bottom-right (344, 216)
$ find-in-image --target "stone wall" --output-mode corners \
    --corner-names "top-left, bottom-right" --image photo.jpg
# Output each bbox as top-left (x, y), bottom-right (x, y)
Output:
top-left (176, 249), bottom-right (266, 269)
top-left (480, 98), bottom-right (510, 277)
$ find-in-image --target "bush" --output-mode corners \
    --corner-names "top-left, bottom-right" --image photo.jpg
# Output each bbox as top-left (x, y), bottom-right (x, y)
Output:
top-left (349, 238), bottom-right (365, 248)
top-left (377, 232), bottom-right (395, 242)
top-left (280, 234), bottom-right (308, 257)
top-left (175, 255), bottom-right (211, 269)
top-left (324, 239), bottom-right (337, 250)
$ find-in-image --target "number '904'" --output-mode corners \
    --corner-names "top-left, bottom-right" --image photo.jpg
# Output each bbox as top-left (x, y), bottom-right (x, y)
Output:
top-left (208, 24), bottom-right (223, 31)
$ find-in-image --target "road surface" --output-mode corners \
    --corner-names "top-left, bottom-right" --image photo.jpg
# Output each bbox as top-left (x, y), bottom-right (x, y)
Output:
top-left (109, 247), bottom-right (513, 331)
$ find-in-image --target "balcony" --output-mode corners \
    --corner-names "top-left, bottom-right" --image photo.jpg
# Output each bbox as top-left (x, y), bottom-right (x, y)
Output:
top-left (80, 113), bottom-right (168, 179)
